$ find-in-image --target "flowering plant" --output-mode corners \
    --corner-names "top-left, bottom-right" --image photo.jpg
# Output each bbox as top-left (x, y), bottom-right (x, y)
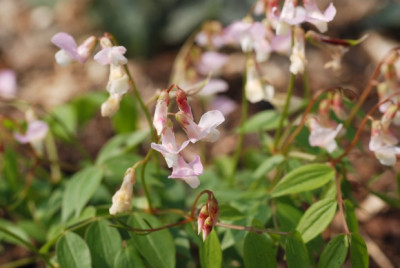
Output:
top-left (1, 1), bottom-right (400, 267)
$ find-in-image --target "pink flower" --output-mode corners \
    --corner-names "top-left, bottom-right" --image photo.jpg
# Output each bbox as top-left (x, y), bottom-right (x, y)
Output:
top-left (274, 0), bottom-right (336, 35)
top-left (94, 46), bottom-right (128, 66)
top-left (303, 0), bottom-right (336, 33)
top-left (224, 20), bottom-right (272, 62)
top-left (210, 96), bottom-right (237, 116)
top-left (151, 127), bottom-right (190, 168)
top-left (0, 69), bottom-right (17, 99)
top-left (168, 154), bottom-right (203, 188)
top-left (153, 90), bottom-right (170, 136)
top-left (51, 32), bottom-right (96, 65)
top-left (175, 110), bottom-right (225, 143)
top-left (199, 78), bottom-right (229, 96)
top-left (94, 44), bottom-right (130, 117)
top-left (196, 52), bottom-right (228, 76)
top-left (14, 120), bottom-right (49, 144)
top-left (369, 119), bottom-right (400, 166)
top-left (307, 117), bottom-right (342, 153)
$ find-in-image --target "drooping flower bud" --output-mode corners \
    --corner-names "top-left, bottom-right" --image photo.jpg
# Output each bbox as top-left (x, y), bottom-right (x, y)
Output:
top-left (331, 92), bottom-right (347, 120)
top-left (51, 33), bottom-right (97, 65)
top-left (289, 27), bottom-right (306, 75)
top-left (198, 194), bottom-right (219, 241)
top-left (197, 205), bottom-right (209, 235)
top-left (245, 57), bottom-right (274, 103)
top-left (153, 90), bottom-right (170, 136)
top-left (109, 168), bottom-right (136, 215)
top-left (176, 88), bottom-right (193, 120)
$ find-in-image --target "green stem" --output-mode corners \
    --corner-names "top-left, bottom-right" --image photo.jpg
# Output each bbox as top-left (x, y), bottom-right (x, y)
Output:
top-left (138, 148), bottom-right (154, 213)
top-left (228, 56), bottom-right (249, 186)
top-left (273, 72), bottom-right (295, 150)
top-left (302, 69), bottom-right (310, 100)
top-left (123, 65), bottom-right (156, 141)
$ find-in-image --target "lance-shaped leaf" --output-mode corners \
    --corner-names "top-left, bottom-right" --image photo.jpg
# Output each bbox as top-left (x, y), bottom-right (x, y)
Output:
top-left (296, 199), bottom-right (337, 243)
top-left (350, 233), bottom-right (369, 268)
top-left (271, 164), bottom-right (334, 198)
top-left (114, 240), bottom-right (145, 268)
top-left (243, 231), bottom-right (277, 268)
top-left (285, 231), bottom-right (310, 268)
top-left (317, 234), bottom-right (348, 268)
top-left (199, 229), bottom-right (222, 268)
top-left (85, 220), bottom-right (122, 268)
top-left (127, 213), bottom-right (175, 268)
top-left (56, 232), bottom-right (91, 268)
top-left (62, 166), bottom-right (104, 221)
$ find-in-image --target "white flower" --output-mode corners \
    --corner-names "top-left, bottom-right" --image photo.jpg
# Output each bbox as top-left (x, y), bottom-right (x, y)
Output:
top-left (245, 58), bottom-right (274, 103)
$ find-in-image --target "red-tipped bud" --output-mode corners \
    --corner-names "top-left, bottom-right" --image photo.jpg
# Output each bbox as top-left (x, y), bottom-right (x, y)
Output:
top-left (202, 217), bottom-right (214, 241)
top-left (382, 104), bottom-right (398, 131)
top-left (332, 92), bottom-right (347, 120)
top-left (198, 205), bottom-right (209, 235)
top-left (176, 88), bottom-right (193, 120)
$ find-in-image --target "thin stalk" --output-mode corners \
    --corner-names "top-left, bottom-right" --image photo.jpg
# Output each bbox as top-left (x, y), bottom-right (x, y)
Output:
top-left (345, 46), bottom-right (400, 128)
top-left (302, 69), bottom-right (310, 100)
top-left (227, 54), bottom-right (249, 186)
top-left (0, 257), bottom-right (38, 268)
top-left (124, 65), bottom-right (156, 141)
top-left (215, 222), bottom-right (289, 236)
top-left (273, 72), bottom-right (295, 150)
top-left (335, 170), bottom-right (350, 235)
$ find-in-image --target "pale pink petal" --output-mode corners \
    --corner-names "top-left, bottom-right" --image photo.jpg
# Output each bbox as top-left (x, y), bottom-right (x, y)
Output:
top-left (0, 69), bottom-right (17, 99)
top-left (199, 78), bottom-right (229, 96)
top-left (94, 46), bottom-right (128, 66)
top-left (169, 155), bottom-right (203, 188)
top-left (304, 1), bottom-right (336, 32)
top-left (14, 120), bottom-right (49, 144)
top-left (196, 52), bottom-right (228, 75)
top-left (51, 32), bottom-right (83, 62)
top-left (210, 96), bottom-right (237, 116)
top-left (309, 122), bottom-right (342, 153)
top-left (94, 49), bottom-right (111, 65)
top-left (153, 91), bottom-right (170, 136)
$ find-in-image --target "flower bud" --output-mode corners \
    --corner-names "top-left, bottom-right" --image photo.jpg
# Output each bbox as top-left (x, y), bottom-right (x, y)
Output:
top-left (176, 88), bottom-right (193, 119)
top-left (77, 36), bottom-right (97, 61)
top-left (109, 168), bottom-right (136, 215)
top-left (202, 217), bottom-right (213, 241)
top-left (153, 90), bottom-right (170, 136)
top-left (197, 205), bottom-right (209, 235)
top-left (331, 92), bottom-right (347, 120)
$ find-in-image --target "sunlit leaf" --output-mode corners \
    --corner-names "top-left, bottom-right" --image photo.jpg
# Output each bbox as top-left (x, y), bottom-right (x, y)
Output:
top-left (239, 110), bottom-right (282, 133)
top-left (271, 164), bottom-right (335, 198)
top-left (344, 200), bottom-right (359, 233)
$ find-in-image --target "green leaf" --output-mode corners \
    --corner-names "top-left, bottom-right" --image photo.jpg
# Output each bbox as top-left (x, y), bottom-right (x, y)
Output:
top-left (344, 200), bottom-right (359, 233)
top-left (276, 202), bottom-right (303, 232)
top-left (85, 220), bottom-right (122, 268)
top-left (317, 234), bottom-right (348, 268)
top-left (56, 232), bottom-right (91, 268)
top-left (96, 130), bottom-right (149, 164)
top-left (252, 155), bottom-right (284, 180)
top-left (243, 231), bottom-right (276, 268)
top-left (114, 240), bottom-right (145, 268)
top-left (240, 110), bottom-right (282, 133)
top-left (218, 204), bottom-right (245, 221)
top-left (49, 104), bottom-right (77, 141)
top-left (199, 229), bottom-right (222, 268)
top-left (128, 213), bottom-right (175, 268)
top-left (271, 164), bottom-right (334, 198)
top-left (296, 199), bottom-right (337, 243)
top-left (62, 166), bottom-right (104, 221)
top-left (111, 95), bottom-right (138, 134)
top-left (350, 233), bottom-right (369, 268)
top-left (285, 231), bottom-right (310, 268)
top-left (2, 147), bottom-right (19, 191)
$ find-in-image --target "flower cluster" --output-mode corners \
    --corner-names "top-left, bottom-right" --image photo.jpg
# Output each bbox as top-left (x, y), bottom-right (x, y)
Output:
top-left (151, 87), bottom-right (225, 188)
top-left (198, 194), bottom-right (219, 241)
top-left (51, 33), bottom-right (130, 117)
